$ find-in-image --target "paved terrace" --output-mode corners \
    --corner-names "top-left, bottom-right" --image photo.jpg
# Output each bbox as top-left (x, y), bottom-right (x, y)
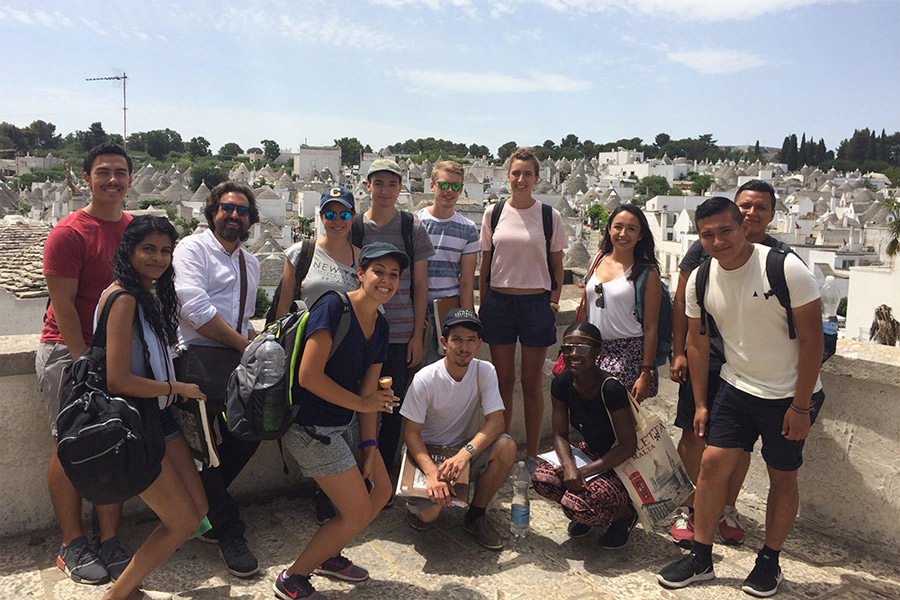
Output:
top-left (3, 452), bottom-right (900, 600)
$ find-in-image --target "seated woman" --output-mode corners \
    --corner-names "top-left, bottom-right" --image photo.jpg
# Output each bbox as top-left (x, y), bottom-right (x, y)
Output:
top-left (98, 215), bottom-right (208, 600)
top-left (532, 322), bottom-right (639, 549)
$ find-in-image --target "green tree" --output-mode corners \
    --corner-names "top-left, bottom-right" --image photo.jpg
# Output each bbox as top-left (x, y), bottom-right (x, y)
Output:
top-left (261, 139), bottom-right (280, 162)
top-left (186, 136), bottom-right (211, 158)
top-left (218, 142), bottom-right (243, 159)
top-left (190, 160), bottom-right (228, 191)
top-left (655, 133), bottom-right (671, 148)
top-left (497, 141), bottom-right (518, 163)
top-left (27, 120), bottom-right (61, 150)
top-left (881, 197), bottom-right (900, 258)
top-left (690, 174), bottom-right (713, 195)
top-left (635, 175), bottom-right (670, 201)
top-left (561, 133), bottom-right (579, 149)
top-left (334, 137), bottom-right (365, 166)
top-left (254, 288), bottom-right (269, 318)
top-left (588, 204), bottom-right (609, 229)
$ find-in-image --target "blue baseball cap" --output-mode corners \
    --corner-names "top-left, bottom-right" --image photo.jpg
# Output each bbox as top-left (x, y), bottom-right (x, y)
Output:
top-left (358, 242), bottom-right (409, 272)
top-left (442, 308), bottom-right (482, 331)
top-left (319, 186), bottom-right (355, 211)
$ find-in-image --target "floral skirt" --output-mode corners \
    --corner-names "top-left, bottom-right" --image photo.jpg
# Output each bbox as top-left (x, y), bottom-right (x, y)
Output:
top-left (598, 336), bottom-right (658, 398)
top-left (532, 442), bottom-right (630, 527)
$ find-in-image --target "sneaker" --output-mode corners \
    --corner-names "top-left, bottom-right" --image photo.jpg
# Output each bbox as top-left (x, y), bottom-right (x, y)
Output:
top-left (463, 515), bottom-right (504, 551)
top-left (273, 570), bottom-right (325, 600)
top-left (56, 536), bottom-right (109, 584)
top-left (597, 507), bottom-right (639, 550)
top-left (670, 506), bottom-right (695, 548)
top-left (718, 504), bottom-right (746, 545)
top-left (218, 535), bottom-right (259, 578)
top-left (97, 536), bottom-right (132, 582)
top-left (406, 511), bottom-right (431, 532)
top-left (567, 521), bottom-right (591, 538)
top-left (657, 553), bottom-right (715, 589)
top-left (313, 488), bottom-right (336, 525)
top-left (196, 529), bottom-right (219, 545)
top-left (524, 455), bottom-right (540, 479)
top-left (741, 555), bottom-right (784, 597)
top-left (313, 554), bottom-right (369, 582)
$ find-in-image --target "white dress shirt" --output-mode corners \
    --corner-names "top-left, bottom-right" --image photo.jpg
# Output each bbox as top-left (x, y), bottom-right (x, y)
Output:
top-left (173, 228), bottom-right (260, 349)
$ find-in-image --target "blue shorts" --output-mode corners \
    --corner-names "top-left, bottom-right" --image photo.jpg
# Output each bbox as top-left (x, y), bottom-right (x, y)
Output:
top-left (706, 382), bottom-right (825, 472)
top-left (160, 406), bottom-right (181, 443)
top-left (479, 290), bottom-right (556, 347)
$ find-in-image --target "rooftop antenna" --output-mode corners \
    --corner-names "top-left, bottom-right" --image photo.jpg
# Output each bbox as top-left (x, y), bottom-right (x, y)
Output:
top-left (85, 71), bottom-right (127, 148)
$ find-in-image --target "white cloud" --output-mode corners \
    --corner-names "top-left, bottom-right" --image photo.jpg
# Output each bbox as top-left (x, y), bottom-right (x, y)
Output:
top-left (666, 47), bottom-right (766, 74)
top-left (7, 8), bottom-right (33, 24)
top-left (76, 16), bottom-right (107, 36)
top-left (391, 68), bottom-right (593, 95)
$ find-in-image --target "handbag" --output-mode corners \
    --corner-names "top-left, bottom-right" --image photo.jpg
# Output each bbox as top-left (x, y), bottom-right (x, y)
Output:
top-left (601, 377), bottom-right (694, 529)
top-left (56, 289), bottom-right (165, 505)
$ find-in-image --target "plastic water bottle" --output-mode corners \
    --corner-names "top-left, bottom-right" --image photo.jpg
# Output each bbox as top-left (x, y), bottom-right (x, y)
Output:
top-left (255, 334), bottom-right (285, 431)
top-left (821, 276), bottom-right (840, 360)
top-left (510, 461), bottom-right (530, 538)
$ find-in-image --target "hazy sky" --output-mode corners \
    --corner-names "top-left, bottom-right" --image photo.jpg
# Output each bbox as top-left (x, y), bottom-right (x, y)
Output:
top-left (2, 0), bottom-right (898, 157)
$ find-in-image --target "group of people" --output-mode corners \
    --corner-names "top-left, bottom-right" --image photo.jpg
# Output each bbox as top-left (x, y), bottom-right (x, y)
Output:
top-left (35, 141), bottom-right (824, 599)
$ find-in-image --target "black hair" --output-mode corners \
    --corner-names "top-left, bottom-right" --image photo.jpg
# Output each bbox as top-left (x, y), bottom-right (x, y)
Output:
top-left (441, 322), bottom-right (482, 339)
top-left (563, 322), bottom-right (602, 345)
top-left (113, 215), bottom-right (180, 345)
top-left (735, 179), bottom-right (777, 210)
top-left (358, 253), bottom-right (405, 273)
top-left (600, 203), bottom-right (660, 281)
top-left (695, 196), bottom-right (743, 228)
top-left (203, 181), bottom-right (260, 241)
top-left (83, 142), bottom-right (133, 175)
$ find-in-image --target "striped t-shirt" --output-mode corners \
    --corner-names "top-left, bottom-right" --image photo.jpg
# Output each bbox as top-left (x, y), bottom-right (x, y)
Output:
top-left (357, 211), bottom-right (435, 343)
top-left (416, 208), bottom-right (480, 303)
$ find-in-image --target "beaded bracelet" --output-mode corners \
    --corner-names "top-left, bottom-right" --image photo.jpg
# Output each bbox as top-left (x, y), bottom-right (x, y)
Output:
top-left (358, 439), bottom-right (378, 450)
top-left (788, 403), bottom-right (811, 414)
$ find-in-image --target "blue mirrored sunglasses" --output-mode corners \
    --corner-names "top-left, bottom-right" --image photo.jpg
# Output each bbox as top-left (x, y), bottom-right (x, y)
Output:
top-left (436, 181), bottom-right (463, 192)
top-left (219, 202), bottom-right (250, 217)
top-left (322, 210), bottom-right (353, 221)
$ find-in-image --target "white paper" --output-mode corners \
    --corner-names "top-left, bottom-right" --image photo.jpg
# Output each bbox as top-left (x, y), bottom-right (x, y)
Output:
top-left (537, 446), bottom-right (600, 482)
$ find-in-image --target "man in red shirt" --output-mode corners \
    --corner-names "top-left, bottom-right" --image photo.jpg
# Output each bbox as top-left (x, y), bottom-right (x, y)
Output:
top-left (36, 142), bottom-right (134, 585)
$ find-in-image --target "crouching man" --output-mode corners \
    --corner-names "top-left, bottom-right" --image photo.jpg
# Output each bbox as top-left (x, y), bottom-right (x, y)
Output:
top-left (400, 309), bottom-right (517, 550)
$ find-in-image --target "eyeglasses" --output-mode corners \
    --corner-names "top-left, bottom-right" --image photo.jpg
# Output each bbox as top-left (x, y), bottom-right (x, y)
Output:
top-left (219, 203), bottom-right (250, 217)
top-left (560, 343), bottom-right (593, 356)
top-left (594, 282), bottom-right (605, 309)
top-left (436, 181), bottom-right (463, 192)
top-left (322, 210), bottom-right (353, 221)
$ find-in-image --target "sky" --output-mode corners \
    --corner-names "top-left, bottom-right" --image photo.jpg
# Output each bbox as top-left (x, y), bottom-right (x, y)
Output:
top-left (2, 0), bottom-right (899, 158)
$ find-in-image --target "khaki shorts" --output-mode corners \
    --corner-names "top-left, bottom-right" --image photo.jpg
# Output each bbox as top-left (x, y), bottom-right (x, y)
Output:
top-left (35, 342), bottom-right (71, 438)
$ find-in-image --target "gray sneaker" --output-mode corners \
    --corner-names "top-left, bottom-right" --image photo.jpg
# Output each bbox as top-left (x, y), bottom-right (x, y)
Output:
top-left (57, 536), bottom-right (109, 584)
top-left (98, 536), bottom-right (132, 582)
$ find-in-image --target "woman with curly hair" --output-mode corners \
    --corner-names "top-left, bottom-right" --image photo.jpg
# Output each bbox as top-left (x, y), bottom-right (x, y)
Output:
top-left (97, 215), bottom-right (208, 600)
top-left (584, 203), bottom-right (662, 402)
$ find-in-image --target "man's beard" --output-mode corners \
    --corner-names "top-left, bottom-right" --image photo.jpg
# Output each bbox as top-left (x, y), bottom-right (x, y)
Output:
top-left (218, 221), bottom-right (246, 242)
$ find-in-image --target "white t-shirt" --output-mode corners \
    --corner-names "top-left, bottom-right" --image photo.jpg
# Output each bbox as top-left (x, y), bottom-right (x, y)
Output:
top-left (685, 244), bottom-right (822, 399)
top-left (586, 265), bottom-right (643, 340)
top-left (401, 358), bottom-right (505, 448)
top-left (284, 243), bottom-right (359, 309)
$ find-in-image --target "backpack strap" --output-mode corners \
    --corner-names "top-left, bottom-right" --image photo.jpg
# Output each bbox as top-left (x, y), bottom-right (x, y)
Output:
top-left (400, 210), bottom-right (415, 300)
top-left (763, 247), bottom-right (796, 340)
top-left (484, 199), bottom-right (506, 286)
top-left (350, 213), bottom-right (364, 247)
top-left (634, 268), bottom-right (649, 325)
top-left (266, 239), bottom-right (316, 325)
top-left (541, 203), bottom-right (558, 291)
top-left (695, 257), bottom-right (712, 336)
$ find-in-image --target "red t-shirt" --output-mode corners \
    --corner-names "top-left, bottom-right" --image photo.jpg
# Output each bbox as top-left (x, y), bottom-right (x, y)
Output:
top-left (41, 209), bottom-right (132, 346)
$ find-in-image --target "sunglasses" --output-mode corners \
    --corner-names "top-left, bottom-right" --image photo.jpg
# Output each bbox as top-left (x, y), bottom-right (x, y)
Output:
top-left (436, 181), bottom-right (463, 192)
top-left (560, 343), bottom-right (593, 356)
top-left (322, 210), bottom-right (353, 221)
top-left (594, 282), bottom-right (605, 309)
top-left (219, 203), bottom-right (250, 217)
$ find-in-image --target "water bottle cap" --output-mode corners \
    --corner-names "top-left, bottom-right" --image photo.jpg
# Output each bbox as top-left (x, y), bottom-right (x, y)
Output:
top-left (825, 275), bottom-right (834, 284)
top-left (266, 333), bottom-right (275, 340)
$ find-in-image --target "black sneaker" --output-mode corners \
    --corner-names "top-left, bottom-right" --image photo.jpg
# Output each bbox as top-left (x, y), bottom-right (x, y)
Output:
top-left (273, 570), bottom-right (325, 599)
top-left (742, 555), bottom-right (784, 597)
top-left (97, 537), bottom-right (132, 582)
top-left (313, 488), bottom-right (336, 525)
top-left (567, 521), bottom-right (591, 538)
top-left (597, 507), bottom-right (639, 549)
top-left (56, 536), bottom-right (109, 584)
top-left (657, 553), bottom-right (715, 589)
top-left (218, 535), bottom-right (259, 578)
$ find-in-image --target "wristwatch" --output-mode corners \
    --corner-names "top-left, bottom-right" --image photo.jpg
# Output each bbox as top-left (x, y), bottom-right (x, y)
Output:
top-left (464, 444), bottom-right (475, 455)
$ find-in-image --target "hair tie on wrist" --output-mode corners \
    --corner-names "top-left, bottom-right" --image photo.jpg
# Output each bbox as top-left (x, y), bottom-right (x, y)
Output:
top-left (358, 439), bottom-right (378, 450)
top-left (789, 403), bottom-right (811, 414)
top-left (167, 380), bottom-right (173, 396)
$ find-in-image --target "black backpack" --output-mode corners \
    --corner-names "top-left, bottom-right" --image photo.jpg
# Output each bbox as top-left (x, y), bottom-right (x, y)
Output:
top-left (351, 210), bottom-right (416, 298)
top-left (264, 238), bottom-right (316, 325)
top-left (225, 291), bottom-right (352, 441)
top-left (486, 199), bottom-right (557, 290)
top-left (56, 289), bottom-right (165, 505)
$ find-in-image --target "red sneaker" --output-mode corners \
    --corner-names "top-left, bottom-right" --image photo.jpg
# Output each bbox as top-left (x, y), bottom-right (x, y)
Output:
top-left (670, 506), bottom-right (694, 548)
top-left (718, 505), bottom-right (745, 545)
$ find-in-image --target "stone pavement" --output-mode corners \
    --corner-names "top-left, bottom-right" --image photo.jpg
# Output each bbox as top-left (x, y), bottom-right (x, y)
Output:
top-left (3, 467), bottom-right (899, 600)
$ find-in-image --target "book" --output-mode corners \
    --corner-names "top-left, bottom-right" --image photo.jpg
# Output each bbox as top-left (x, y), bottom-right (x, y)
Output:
top-left (433, 296), bottom-right (461, 355)
top-left (171, 397), bottom-right (220, 468)
top-left (396, 444), bottom-right (470, 507)
top-left (537, 446), bottom-right (600, 482)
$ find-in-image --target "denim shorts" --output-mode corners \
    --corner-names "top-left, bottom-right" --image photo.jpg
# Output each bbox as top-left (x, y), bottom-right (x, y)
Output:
top-left (282, 421), bottom-right (361, 479)
top-left (706, 382), bottom-right (825, 472)
top-left (479, 290), bottom-right (556, 347)
top-left (160, 406), bottom-right (181, 443)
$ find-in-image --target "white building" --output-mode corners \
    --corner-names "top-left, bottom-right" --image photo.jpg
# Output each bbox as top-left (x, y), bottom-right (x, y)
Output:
top-left (293, 146), bottom-right (341, 182)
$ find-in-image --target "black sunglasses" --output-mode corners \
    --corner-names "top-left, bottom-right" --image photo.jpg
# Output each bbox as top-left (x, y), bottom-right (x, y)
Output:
top-left (560, 343), bottom-right (593, 356)
top-left (219, 202), bottom-right (250, 217)
top-left (594, 282), bottom-right (605, 309)
top-left (436, 181), bottom-right (463, 192)
top-left (322, 210), bottom-right (353, 221)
